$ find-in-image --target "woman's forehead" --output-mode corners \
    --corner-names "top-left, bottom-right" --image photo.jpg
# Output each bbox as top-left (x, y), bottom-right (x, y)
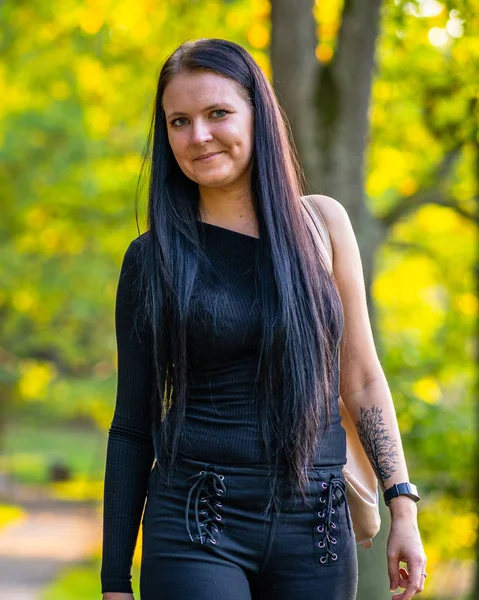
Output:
top-left (163, 71), bottom-right (248, 113)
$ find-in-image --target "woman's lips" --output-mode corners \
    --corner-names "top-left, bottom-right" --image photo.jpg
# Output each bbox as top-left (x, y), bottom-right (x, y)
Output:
top-left (195, 152), bottom-right (222, 162)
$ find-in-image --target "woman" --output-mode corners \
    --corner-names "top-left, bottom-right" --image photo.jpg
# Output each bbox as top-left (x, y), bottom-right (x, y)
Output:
top-left (101, 38), bottom-right (426, 600)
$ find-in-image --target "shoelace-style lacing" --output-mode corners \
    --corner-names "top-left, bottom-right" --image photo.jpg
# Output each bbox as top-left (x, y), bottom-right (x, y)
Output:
top-left (315, 475), bottom-right (352, 564)
top-left (185, 468), bottom-right (226, 545)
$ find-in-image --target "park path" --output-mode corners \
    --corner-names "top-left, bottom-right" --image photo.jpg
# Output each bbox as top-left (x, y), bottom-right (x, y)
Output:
top-left (0, 479), bottom-right (102, 600)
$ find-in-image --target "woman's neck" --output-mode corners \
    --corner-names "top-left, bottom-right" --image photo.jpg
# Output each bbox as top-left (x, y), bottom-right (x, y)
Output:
top-left (198, 189), bottom-right (258, 237)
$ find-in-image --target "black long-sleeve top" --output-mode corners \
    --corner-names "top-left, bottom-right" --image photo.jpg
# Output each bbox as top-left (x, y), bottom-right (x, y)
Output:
top-left (100, 222), bottom-right (346, 593)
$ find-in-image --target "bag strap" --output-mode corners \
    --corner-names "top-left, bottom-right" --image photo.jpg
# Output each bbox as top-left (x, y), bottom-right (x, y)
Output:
top-left (300, 195), bottom-right (333, 264)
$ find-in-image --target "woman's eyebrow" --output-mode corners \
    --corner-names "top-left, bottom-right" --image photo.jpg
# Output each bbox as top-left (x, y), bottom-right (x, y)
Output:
top-left (166, 103), bottom-right (235, 119)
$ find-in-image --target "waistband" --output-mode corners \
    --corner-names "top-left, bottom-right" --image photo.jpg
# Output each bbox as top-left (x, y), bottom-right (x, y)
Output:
top-left (167, 453), bottom-right (345, 478)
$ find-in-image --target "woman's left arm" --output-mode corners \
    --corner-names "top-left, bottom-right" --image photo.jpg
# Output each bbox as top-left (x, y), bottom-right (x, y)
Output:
top-left (310, 195), bottom-right (427, 600)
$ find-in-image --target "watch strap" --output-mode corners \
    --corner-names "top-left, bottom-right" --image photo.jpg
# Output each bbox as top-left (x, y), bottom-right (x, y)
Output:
top-left (383, 482), bottom-right (420, 506)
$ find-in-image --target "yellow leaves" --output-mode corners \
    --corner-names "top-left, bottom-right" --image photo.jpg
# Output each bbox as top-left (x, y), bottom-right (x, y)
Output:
top-left (398, 177), bottom-right (418, 197)
top-left (78, 9), bottom-right (105, 35)
top-left (2, 82), bottom-right (32, 114)
top-left (367, 147), bottom-right (418, 198)
top-left (373, 254), bottom-right (445, 338)
top-left (315, 45), bottom-right (333, 64)
top-left (372, 80), bottom-right (396, 103)
top-left (18, 360), bottom-right (58, 401)
top-left (21, 209), bottom-right (85, 256)
top-left (457, 293), bottom-right (477, 316)
top-left (248, 23), bottom-right (269, 50)
top-left (420, 498), bottom-right (477, 565)
top-left (38, 23), bottom-right (62, 42)
top-left (252, 0), bottom-right (270, 18)
top-left (50, 81), bottom-right (71, 101)
top-left (453, 514), bottom-right (478, 548)
top-left (87, 399), bottom-right (117, 430)
top-left (87, 106), bottom-right (112, 137)
top-left (28, 206), bottom-right (48, 227)
top-left (251, 51), bottom-right (271, 81)
top-left (412, 376), bottom-right (442, 405)
top-left (132, 526), bottom-right (143, 567)
top-left (452, 36), bottom-right (479, 64)
top-left (314, 0), bottom-right (342, 50)
top-left (226, 7), bottom-right (249, 31)
top-left (0, 504), bottom-right (26, 531)
top-left (366, 121), bottom-right (440, 198)
top-left (16, 221), bottom-right (85, 256)
top-left (109, 0), bottom-right (158, 41)
top-left (244, 0), bottom-right (271, 67)
top-left (50, 478), bottom-right (104, 502)
top-left (12, 288), bottom-right (38, 313)
top-left (120, 152), bottom-right (141, 175)
top-left (0, 63), bottom-right (5, 122)
top-left (76, 56), bottom-right (107, 99)
top-left (414, 204), bottom-right (454, 235)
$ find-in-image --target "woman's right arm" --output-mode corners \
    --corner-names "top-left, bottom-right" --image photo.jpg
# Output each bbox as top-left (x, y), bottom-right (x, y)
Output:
top-left (101, 237), bottom-right (156, 595)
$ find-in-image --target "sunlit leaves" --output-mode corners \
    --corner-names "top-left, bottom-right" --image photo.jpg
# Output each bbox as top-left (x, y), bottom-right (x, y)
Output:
top-left (18, 360), bottom-right (58, 401)
top-left (0, 503), bottom-right (26, 530)
top-left (412, 376), bottom-right (442, 404)
top-left (0, 5), bottom-right (477, 591)
top-left (313, 0), bottom-right (343, 64)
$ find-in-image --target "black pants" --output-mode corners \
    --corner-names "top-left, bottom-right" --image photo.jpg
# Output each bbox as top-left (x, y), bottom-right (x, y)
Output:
top-left (140, 456), bottom-right (358, 600)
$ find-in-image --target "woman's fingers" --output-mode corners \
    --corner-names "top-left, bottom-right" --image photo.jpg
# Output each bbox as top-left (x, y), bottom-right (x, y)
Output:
top-left (388, 549), bottom-right (401, 592)
top-left (392, 563), bottom-right (426, 599)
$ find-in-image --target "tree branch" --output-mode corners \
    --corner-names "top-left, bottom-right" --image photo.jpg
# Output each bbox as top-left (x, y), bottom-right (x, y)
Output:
top-left (380, 147), bottom-right (477, 226)
top-left (379, 188), bottom-right (476, 226)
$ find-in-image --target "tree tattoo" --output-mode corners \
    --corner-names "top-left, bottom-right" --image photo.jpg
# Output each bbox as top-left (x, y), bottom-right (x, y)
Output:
top-left (356, 405), bottom-right (398, 485)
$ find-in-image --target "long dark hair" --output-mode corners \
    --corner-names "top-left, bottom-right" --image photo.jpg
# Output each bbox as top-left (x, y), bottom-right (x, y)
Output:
top-left (135, 38), bottom-right (344, 511)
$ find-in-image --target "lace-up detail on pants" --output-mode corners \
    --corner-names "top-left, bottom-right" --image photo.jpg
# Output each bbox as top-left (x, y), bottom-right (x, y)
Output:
top-left (314, 474), bottom-right (352, 565)
top-left (185, 466), bottom-right (227, 547)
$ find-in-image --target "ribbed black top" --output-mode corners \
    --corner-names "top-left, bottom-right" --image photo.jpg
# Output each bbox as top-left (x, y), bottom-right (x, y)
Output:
top-left (100, 222), bottom-right (346, 594)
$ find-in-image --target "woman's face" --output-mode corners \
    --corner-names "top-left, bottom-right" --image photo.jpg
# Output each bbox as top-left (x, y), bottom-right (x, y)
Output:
top-left (162, 70), bottom-right (254, 192)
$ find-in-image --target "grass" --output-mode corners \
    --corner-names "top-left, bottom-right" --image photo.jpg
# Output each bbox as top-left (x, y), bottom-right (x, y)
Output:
top-left (1, 416), bottom-right (107, 486)
top-left (40, 555), bottom-right (141, 600)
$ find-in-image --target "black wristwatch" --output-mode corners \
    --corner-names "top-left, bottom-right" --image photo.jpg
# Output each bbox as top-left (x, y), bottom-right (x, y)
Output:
top-left (383, 482), bottom-right (420, 507)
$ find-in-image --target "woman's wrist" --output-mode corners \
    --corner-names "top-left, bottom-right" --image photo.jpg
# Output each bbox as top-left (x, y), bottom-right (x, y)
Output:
top-left (388, 495), bottom-right (418, 519)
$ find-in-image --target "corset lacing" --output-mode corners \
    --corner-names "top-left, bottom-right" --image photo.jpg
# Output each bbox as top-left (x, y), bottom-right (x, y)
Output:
top-left (315, 474), bottom-right (352, 564)
top-left (185, 467), bottom-right (226, 546)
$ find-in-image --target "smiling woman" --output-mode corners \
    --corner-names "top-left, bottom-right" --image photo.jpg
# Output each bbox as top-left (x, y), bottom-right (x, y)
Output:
top-left (162, 69), bottom-right (256, 235)
top-left (100, 37), bottom-right (425, 600)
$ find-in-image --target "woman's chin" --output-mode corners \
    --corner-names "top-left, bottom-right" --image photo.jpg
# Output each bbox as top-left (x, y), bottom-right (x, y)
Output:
top-left (196, 174), bottom-right (235, 188)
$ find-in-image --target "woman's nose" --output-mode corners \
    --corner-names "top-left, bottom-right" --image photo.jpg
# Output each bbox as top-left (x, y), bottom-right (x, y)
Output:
top-left (190, 119), bottom-right (213, 145)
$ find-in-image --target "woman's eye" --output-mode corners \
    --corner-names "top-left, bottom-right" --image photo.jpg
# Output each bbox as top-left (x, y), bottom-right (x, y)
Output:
top-left (171, 117), bottom-right (188, 127)
top-left (170, 110), bottom-right (229, 127)
top-left (211, 109), bottom-right (228, 118)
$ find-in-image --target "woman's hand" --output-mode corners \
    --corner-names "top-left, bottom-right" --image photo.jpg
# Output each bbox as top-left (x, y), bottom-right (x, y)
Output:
top-left (386, 498), bottom-right (427, 600)
top-left (102, 593), bottom-right (134, 600)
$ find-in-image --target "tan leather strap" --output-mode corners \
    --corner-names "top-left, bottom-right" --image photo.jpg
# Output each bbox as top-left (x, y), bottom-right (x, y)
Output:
top-left (300, 195), bottom-right (333, 263)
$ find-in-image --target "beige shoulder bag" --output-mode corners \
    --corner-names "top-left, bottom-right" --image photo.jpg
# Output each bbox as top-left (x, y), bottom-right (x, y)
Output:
top-left (301, 195), bottom-right (381, 548)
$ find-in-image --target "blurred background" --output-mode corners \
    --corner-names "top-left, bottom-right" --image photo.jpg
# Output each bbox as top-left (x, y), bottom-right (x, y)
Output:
top-left (0, 0), bottom-right (477, 599)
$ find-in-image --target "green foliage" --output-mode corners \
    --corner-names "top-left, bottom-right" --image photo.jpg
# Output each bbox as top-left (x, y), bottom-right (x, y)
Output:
top-left (3, 417), bottom-right (106, 485)
top-left (0, 1), bottom-right (477, 597)
top-left (39, 555), bottom-right (141, 600)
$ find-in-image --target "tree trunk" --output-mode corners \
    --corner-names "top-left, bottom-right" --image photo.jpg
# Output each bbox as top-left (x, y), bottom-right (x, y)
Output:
top-left (271, 1), bottom-right (389, 597)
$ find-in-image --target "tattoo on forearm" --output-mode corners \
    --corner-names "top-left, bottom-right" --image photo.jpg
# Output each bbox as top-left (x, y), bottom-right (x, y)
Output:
top-left (356, 405), bottom-right (398, 485)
